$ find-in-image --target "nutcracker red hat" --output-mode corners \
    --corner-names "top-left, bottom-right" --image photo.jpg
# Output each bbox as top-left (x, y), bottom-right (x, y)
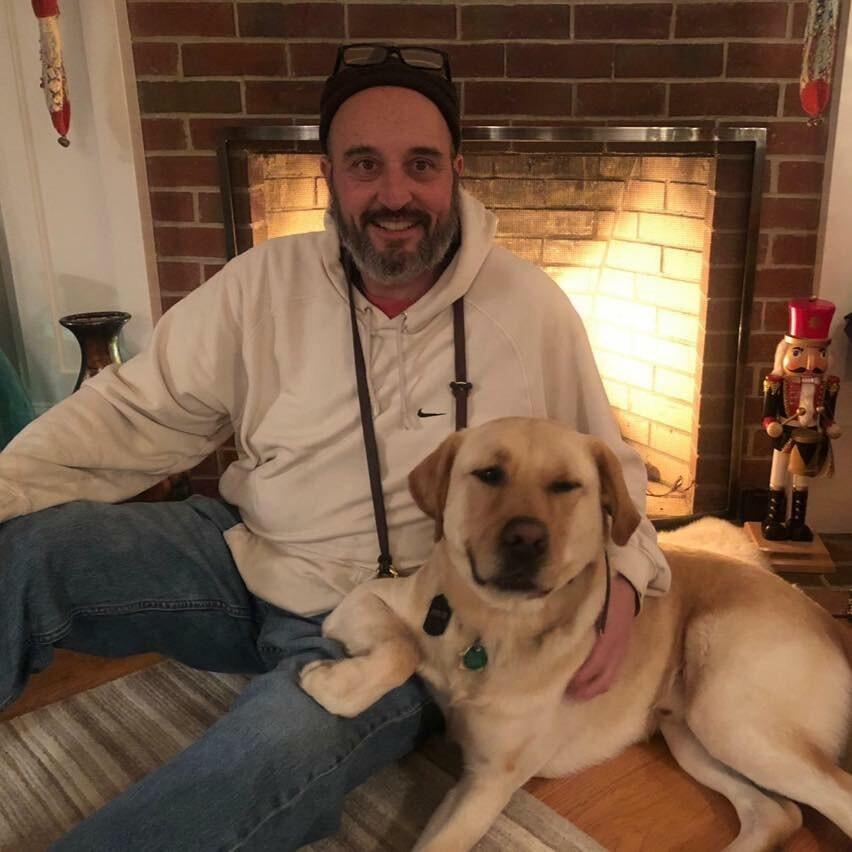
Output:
top-left (785, 297), bottom-right (835, 346)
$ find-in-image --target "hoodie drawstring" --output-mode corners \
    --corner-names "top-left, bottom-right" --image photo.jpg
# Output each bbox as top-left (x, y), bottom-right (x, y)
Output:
top-left (396, 314), bottom-right (413, 430)
top-left (359, 307), bottom-right (381, 417)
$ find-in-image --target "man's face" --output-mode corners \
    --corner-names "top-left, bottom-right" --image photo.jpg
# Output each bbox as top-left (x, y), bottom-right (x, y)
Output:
top-left (782, 341), bottom-right (829, 376)
top-left (322, 86), bottom-right (463, 289)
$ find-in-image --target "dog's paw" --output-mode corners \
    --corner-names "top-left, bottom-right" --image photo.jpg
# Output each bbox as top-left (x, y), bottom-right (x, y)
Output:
top-left (298, 659), bottom-right (328, 681)
top-left (299, 659), bottom-right (370, 718)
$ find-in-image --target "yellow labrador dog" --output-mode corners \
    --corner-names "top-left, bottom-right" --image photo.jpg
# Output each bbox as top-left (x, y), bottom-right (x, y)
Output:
top-left (300, 417), bottom-right (852, 851)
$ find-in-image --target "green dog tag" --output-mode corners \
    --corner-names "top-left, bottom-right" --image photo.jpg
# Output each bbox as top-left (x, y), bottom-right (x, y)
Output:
top-left (462, 643), bottom-right (488, 671)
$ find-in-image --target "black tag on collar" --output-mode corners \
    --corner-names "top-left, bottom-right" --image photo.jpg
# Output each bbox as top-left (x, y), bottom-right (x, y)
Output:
top-left (423, 594), bottom-right (452, 636)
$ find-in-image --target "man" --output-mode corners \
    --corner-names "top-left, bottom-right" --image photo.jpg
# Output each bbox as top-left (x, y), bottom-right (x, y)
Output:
top-left (0, 44), bottom-right (669, 849)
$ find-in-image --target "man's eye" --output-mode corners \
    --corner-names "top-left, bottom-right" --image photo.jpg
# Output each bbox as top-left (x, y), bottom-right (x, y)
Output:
top-left (473, 467), bottom-right (505, 486)
top-left (353, 159), bottom-right (377, 172)
top-left (412, 159), bottom-right (434, 172)
top-left (549, 480), bottom-right (580, 494)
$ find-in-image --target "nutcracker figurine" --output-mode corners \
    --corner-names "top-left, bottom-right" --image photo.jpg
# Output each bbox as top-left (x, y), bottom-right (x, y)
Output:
top-left (762, 297), bottom-right (841, 541)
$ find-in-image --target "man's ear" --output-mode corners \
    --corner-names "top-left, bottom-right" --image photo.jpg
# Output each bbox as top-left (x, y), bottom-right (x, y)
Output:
top-left (589, 439), bottom-right (641, 546)
top-left (408, 432), bottom-right (463, 541)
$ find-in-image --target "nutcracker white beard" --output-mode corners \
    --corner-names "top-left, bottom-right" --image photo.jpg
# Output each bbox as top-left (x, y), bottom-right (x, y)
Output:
top-left (797, 382), bottom-right (817, 427)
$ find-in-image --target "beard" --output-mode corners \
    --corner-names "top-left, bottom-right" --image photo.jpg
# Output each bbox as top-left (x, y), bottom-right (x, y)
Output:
top-left (329, 173), bottom-right (461, 287)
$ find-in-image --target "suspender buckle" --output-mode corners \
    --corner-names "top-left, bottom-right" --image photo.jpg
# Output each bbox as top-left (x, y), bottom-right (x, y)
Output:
top-left (377, 555), bottom-right (398, 579)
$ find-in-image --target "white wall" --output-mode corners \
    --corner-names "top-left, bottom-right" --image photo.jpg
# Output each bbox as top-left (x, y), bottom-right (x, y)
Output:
top-left (810, 3), bottom-right (852, 534)
top-left (0, 0), bottom-right (158, 411)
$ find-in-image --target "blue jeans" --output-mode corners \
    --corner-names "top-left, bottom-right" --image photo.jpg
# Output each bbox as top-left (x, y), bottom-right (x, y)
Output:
top-left (0, 497), bottom-right (441, 850)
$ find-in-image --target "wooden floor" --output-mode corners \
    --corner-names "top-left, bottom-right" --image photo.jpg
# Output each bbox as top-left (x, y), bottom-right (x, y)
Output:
top-left (0, 649), bottom-right (160, 722)
top-left (526, 739), bottom-right (849, 851)
top-left (3, 649), bottom-right (850, 850)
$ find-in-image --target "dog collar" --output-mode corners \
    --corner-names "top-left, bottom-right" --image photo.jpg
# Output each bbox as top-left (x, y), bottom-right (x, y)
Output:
top-left (422, 595), bottom-right (489, 671)
top-left (596, 552), bottom-right (612, 635)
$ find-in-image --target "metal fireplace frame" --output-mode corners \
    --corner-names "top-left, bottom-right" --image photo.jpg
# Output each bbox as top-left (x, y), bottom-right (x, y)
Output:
top-left (217, 125), bottom-right (766, 524)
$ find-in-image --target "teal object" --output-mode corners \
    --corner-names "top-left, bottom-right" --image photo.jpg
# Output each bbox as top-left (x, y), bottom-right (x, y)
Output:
top-left (0, 348), bottom-right (34, 449)
top-left (461, 642), bottom-right (488, 671)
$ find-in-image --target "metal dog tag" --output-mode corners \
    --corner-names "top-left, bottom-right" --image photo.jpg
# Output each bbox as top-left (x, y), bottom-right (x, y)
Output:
top-left (461, 642), bottom-right (488, 671)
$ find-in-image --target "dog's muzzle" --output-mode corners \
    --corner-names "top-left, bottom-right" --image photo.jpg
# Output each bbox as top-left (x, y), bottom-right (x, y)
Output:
top-left (493, 516), bottom-right (549, 591)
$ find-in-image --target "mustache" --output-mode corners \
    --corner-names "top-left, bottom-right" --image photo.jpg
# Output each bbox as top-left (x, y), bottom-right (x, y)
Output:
top-left (790, 366), bottom-right (824, 374)
top-left (361, 206), bottom-right (431, 229)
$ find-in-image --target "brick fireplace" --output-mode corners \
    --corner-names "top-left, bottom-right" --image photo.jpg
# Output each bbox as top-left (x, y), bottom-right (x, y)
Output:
top-left (221, 126), bottom-right (760, 518)
top-left (126, 1), bottom-right (831, 512)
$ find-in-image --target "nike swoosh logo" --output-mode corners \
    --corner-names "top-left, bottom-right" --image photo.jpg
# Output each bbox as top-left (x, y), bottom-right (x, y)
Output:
top-left (417, 408), bottom-right (446, 418)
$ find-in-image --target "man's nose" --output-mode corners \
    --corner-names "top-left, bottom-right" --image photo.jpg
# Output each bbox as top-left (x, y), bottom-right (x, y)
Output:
top-left (376, 167), bottom-right (413, 210)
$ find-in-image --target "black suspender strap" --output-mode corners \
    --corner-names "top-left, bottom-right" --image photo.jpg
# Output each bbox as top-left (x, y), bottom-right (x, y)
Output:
top-left (450, 298), bottom-right (471, 431)
top-left (347, 276), bottom-right (396, 577)
top-left (346, 271), bottom-right (470, 579)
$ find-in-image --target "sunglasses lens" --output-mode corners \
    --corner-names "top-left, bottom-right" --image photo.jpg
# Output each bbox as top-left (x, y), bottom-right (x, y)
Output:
top-left (399, 48), bottom-right (445, 70)
top-left (342, 45), bottom-right (389, 66)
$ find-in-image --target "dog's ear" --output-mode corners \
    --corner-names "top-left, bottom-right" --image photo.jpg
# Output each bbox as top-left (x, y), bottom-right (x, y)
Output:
top-left (408, 432), bottom-right (463, 541)
top-left (590, 440), bottom-right (641, 546)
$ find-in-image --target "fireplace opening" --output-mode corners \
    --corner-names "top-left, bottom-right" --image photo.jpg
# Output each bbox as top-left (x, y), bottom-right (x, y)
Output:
top-left (218, 127), bottom-right (764, 520)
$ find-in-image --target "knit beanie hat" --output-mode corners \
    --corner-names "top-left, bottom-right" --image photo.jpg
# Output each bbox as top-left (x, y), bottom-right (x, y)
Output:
top-left (319, 50), bottom-right (460, 154)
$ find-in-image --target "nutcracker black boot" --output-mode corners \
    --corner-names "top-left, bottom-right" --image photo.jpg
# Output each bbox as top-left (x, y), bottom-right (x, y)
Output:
top-left (787, 488), bottom-right (813, 542)
top-left (761, 488), bottom-right (788, 540)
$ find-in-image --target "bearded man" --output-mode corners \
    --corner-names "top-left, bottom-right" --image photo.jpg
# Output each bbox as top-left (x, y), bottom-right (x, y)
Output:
top-left (0, 44), bottom-right (669, 850)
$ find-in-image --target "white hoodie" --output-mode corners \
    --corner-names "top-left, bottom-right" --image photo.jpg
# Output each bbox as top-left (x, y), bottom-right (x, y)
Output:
top-left (0, 190), bottom-right (670, 615)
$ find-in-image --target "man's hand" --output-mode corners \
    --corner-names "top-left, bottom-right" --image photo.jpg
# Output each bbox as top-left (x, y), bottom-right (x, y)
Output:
top-left (566, 573), bottom-right (636, 701)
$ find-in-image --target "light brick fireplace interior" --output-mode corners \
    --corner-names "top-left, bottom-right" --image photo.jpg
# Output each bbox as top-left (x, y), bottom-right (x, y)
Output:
top-left (241, 140), bottom-right (754, 518)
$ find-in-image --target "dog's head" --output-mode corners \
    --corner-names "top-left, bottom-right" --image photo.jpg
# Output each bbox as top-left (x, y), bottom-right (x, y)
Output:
top-left (409, 418), bottom-right (640, 602)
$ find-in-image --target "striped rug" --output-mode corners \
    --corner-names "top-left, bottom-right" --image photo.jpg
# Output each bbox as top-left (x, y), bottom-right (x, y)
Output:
top-left (0, 660), bottom-right (603, 852)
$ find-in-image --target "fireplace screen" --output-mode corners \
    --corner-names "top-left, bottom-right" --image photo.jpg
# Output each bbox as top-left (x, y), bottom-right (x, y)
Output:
top-left (218, 127), bottom-right (764, 520)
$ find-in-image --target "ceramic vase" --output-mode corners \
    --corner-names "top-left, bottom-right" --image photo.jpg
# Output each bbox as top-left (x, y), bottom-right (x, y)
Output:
top-left (58, 311), bottom-right (131, 392)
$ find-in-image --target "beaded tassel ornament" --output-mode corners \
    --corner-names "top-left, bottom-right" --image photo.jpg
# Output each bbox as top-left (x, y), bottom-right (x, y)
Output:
top-left (800, 0), bottom-right (839, 124)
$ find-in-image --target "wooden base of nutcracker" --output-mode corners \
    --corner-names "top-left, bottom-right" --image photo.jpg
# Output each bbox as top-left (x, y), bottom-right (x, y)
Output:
top-left (745, 521), bottom-right (836, 573)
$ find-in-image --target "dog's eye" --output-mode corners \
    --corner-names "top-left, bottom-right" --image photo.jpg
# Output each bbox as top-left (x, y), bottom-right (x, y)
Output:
top-left (549, 480), bottom-right (580, 494)
top-left (473, 466), bottom-right (505, 486)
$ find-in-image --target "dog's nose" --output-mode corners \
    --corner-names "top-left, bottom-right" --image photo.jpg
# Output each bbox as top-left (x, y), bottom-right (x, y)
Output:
top-left (499, 517), bottom-right (549, 563)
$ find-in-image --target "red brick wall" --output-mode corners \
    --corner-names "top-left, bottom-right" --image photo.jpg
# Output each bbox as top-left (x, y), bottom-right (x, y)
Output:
top-left (126, 1), bottom-right (830, 500)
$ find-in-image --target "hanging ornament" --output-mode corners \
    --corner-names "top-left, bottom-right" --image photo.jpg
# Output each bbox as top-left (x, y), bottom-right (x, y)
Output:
top-left (32, 0), bottom-right (71, 146)
top-left (800, 0), bottom-right (839, 125)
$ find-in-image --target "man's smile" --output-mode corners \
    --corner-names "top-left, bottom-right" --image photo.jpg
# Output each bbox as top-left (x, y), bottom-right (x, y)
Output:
top-left (370, 219), bottom-right (421, 235)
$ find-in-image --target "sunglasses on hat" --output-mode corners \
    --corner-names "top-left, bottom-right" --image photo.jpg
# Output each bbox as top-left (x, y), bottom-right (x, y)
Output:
top-left (332, 44), bottom-right (453, 82)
